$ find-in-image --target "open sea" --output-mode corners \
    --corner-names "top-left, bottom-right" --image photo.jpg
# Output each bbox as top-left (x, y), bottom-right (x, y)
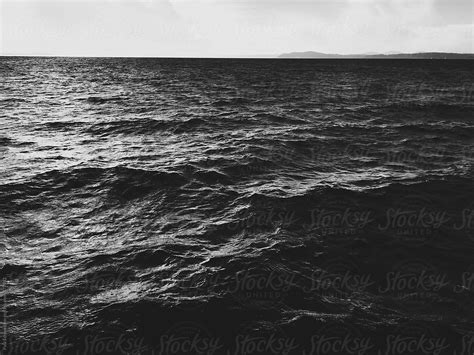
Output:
top-left (1, 57), bottom-right (474, 355)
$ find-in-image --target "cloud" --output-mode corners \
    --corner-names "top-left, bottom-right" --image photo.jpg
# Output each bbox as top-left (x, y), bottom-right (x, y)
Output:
top-left (1, 0), bottom-right (472, 56)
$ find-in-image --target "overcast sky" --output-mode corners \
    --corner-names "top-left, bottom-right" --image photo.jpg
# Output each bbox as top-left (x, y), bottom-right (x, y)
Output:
top-left (1, 0), bottom-right (472, 56)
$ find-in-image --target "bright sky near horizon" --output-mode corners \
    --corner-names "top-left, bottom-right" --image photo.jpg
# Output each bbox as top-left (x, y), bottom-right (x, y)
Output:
top-left (1, 0), bottom-right (472, 56)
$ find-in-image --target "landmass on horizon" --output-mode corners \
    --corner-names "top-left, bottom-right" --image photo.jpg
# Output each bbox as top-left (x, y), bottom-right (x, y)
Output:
top-left (278, 51), bottom-right (474, 59)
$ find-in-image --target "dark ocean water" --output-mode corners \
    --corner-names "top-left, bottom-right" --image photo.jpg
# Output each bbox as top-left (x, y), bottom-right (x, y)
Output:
top-left (1, 58), bottom-right (474, 355)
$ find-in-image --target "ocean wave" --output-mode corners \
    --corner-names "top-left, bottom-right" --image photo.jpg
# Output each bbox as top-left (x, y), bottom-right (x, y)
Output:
top-left (0, 264), bottom-right (29, 278)
top-left (84, 117), bottom-right (210, 135)
top-left (80, 95), bottom-right (129, 105)
top-left (0, 97), bottom-right (27, 104)
top-left (3, 57), bottom-right (474, 351)
top-left (0, 166), bottom-right (189, 205)
top-left (212, 97), bottom-right (253, 107)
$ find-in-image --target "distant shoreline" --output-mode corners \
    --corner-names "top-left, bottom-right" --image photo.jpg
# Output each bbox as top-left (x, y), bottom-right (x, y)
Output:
top-left (278, 51), bottom-right (474, 59)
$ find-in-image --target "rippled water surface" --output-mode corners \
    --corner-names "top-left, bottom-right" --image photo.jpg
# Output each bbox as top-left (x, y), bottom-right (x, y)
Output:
top-left (1, 58), bottom-right (474, 354)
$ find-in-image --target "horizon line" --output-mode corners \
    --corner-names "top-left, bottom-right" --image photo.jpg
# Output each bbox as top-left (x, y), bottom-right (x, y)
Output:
top-left (1, 51), bottom-right (473, 59)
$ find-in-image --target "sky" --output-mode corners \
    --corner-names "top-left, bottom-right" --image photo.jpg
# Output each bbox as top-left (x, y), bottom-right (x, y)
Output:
top-left (1, 0), bottom-right (473, 56)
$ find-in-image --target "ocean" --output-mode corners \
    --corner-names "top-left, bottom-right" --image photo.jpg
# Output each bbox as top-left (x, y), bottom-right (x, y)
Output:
top-left (1, 57), bottom-right (474, 354)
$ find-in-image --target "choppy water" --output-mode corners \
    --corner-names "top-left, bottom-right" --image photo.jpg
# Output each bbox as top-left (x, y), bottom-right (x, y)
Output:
top-left (1, 57), bottom-right (474, 355)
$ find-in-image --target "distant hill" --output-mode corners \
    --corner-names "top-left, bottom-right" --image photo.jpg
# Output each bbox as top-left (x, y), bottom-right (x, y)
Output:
top-left (279, 51), bottom-right (474, 59)
top-left (279, 51), bottom-right (346, 58)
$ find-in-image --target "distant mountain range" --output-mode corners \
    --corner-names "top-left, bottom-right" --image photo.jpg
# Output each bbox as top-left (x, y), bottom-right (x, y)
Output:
top-left (278, 51), bottom-right (474, 59)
